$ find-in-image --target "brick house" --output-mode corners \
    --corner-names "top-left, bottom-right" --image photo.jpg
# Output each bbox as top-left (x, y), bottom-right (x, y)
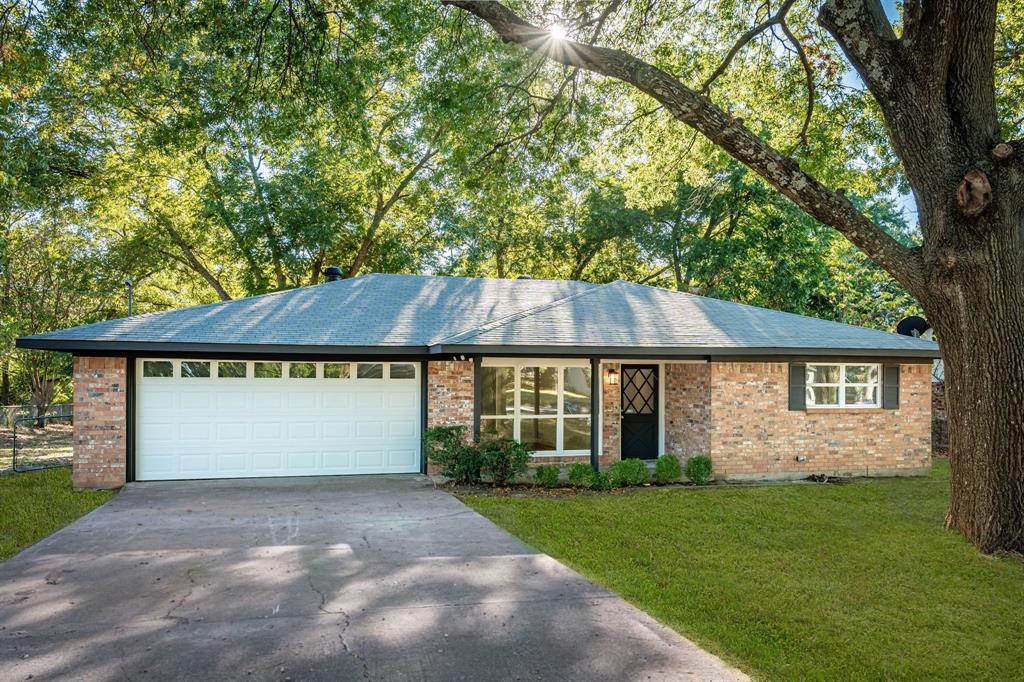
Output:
top-left (17, 274), bottom-right (938, 489)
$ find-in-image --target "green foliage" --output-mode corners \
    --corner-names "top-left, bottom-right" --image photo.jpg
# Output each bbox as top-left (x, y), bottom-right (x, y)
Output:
top-left (590, 471), bottom-right (614, 491)
top-left (685, 456), bottom-right (714, 486)
top-left (423, 426), bottom-right (480, 485)
top-left (609, 458), bottom-right (650, 487)
top-left (533, 465), bottom-right (560, 488)
top-left (654, 454), bottom-right (683, 485)
top-left (479, 435), bottom-right (531, 486)
top-left (568, 462), bottom-right (595, 488)
top-left (2, 0), bottom-right (969, 413)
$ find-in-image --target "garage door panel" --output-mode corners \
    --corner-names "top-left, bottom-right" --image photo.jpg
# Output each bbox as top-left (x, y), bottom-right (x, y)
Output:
top-left (355, 450), bottom-right (385, 469)
top-left (253, 393), bottom-right (282, 409)
top-left (180, 423), bottom-right (211, 440)
top-left (217, 423), bottom-right (248, 440)
top-left (322, 451), bottom-right (352, 469)
top-left (216, 453), bottom-right (248, 472)
top-left (217, 393), bottom-right (248, 410)
top-left (252, 422), bottom-right (282, 440)
top-left (288, 422), bottom-right (318, 439)
top-left (388, 449), bottom-right (417, 467)
top-left (322, 422), bottom-right (351, 439)
top-left (136, 359), bottom-right (421, 480)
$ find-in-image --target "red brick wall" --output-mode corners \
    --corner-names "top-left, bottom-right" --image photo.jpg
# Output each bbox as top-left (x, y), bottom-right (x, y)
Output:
top-left (73, 356), bottom-right (127, 489)
top-left (708, 361), bottom-right (932, 479)
top-left (425, 360), bottom-right (474, 474)
top-left (426, 360), bottom-right (474, 430)
top-left (664, 362), bottom-right (711, 461)
top-left (601, 362), bottom-right (621, 468)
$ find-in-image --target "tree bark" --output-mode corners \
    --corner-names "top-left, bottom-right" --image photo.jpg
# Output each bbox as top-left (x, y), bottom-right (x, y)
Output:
top-left (0, 360), bottom-right (9, 406)
top-left (919, 206), bottom-right (1024, 553)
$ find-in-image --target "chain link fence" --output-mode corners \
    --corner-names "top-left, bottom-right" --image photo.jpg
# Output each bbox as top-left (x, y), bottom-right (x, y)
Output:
top-left (1, 403), bottom-right (72, 428)
top-left (1, 413), bottom-right (74, 473)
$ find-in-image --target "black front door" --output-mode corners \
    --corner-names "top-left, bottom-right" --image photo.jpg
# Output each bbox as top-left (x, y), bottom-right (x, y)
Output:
top-left (620, 365), bottom-right (658, 460)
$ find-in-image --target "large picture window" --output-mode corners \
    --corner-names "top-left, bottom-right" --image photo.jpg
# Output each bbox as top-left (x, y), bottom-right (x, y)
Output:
top-left (806, 363), bottom-right (880, 408)
top-left (480, 360), bottom-right (592, 454)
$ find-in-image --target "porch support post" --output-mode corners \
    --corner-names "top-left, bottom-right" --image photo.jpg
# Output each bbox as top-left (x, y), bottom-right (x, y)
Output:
top-left (472, 355), bottom-right (481, 441)
top-left (590, 357), bottom-right (600, 472)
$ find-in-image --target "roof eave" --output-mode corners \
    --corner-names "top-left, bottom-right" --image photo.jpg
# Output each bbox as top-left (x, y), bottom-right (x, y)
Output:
top-left (430, 343), bottom-right (941, 360)
top-left (16, 337), bottom-right (941, 360)
top-left (14, 337), bottom-right (428, 356)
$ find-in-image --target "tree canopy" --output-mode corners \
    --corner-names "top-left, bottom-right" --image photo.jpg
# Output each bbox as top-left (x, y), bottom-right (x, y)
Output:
top-left (2, 0), bottom-right (929, 402)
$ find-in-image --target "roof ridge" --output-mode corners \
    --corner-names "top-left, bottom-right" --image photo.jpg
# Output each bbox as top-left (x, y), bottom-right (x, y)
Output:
top-left (427, 283), bottom-right (607, 346)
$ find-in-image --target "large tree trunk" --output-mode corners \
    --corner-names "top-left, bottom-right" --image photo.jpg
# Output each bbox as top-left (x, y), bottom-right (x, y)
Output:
top-left (921, 213), bottom-right (1024, 553)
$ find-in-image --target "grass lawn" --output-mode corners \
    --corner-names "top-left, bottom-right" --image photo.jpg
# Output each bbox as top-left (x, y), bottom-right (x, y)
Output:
top-left (463, 461), bottom-right (1023, 681)
top-left (0, 468), bottom-right (113, 561)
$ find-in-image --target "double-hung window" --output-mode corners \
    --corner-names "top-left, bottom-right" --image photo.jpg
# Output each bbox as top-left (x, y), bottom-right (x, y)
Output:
top-left (480, 360), bottom-right (592, 454)
top-left (806, 363), bottom-right (880, 408)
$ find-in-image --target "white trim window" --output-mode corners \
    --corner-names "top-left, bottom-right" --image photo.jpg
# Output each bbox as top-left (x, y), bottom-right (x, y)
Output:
top-left (479, 358), bottom-right (592, 455)
top-left (806, 363), bottom-right (880, 408)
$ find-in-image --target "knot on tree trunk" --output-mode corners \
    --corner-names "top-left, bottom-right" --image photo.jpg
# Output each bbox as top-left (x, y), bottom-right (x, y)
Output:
top-left (991, 143), bottom-right (1014, 161)
top-left (956, 169), bottom-right (992, 218)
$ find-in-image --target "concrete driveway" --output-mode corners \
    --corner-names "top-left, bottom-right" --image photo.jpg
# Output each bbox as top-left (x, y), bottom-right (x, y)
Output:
top-left (0, 475), bottom-right (746, 681)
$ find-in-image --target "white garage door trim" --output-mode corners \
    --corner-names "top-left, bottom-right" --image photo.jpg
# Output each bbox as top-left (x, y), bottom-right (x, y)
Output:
top-left (135, 359), bottom-right (422, 481)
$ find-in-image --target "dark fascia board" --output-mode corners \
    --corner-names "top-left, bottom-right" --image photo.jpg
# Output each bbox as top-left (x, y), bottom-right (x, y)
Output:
top-left (16, 337), bottom-right (941, 361)
top-left (14, 337), bottom-right (429, 357)
top-left (429, 343), bottom-right (941, 360)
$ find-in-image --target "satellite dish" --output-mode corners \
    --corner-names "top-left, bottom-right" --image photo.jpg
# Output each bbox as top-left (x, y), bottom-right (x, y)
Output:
top-left (896, 315), bottom-right (931, 338)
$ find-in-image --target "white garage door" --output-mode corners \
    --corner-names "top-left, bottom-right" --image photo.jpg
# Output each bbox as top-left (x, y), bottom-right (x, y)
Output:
top-left (135, 359), bottom-right (421, 481)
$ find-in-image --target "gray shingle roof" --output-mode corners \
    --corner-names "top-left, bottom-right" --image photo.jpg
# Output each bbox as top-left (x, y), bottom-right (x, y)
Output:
top-left (17, 273), bottom-right (939, 358)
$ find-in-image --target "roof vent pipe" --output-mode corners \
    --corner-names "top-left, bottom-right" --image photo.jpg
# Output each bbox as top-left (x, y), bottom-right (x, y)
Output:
top-left (323, 266), bottom-right (343, 282)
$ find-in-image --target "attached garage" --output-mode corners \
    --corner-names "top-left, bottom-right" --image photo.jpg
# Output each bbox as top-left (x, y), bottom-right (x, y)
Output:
top-left (135, 358), bottom-right (422, 481)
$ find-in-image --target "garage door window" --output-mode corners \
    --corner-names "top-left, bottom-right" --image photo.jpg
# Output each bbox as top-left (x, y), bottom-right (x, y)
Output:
top-left (217, 361), bottom-right (247, 378)
top-left (357, 363), bottom-right (384, 379)
top-left (324, 362), bottom-right (350, 379)
top-left (142, 360), bottom-right (173, 378)
top-left (289, 362), bottom-right (316, 379)
top-left (254, 362), bottom-right (282, 378)
top-left (181, 361), bottom-right (211, 378)
top-left (389, 363), bottom-right (416, 379)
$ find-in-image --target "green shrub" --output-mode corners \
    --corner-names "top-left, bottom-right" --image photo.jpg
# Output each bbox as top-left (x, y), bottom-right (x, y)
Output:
top-left (533, 465), bottom-right (560, 488)
top-left (685, 455), bottom-right (713, 485)
top-left (654, 454), bottom-right (683, 484)
top-left (590, 471), bottom-right (614, 491)
top-left (479, 435), bottom-right (531, 486)
top-left (609, 458), bottom-right (650, 487)
top-left (424, 426), bottom-right (481, 484)
top-left (568, 462), bottom-right (594, 488)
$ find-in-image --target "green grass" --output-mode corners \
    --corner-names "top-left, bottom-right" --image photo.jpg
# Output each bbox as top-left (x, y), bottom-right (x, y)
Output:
top-left (463, 461), bottom-right (1024, 681)
top-left (0, 468), bottom-right (114, 561)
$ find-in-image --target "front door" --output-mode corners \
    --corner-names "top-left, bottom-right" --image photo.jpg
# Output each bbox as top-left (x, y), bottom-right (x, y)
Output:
top-left (620, 365), bottom-right (658, 460)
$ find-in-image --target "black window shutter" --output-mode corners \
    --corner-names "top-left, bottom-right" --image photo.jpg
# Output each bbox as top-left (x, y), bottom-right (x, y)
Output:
top-left (789, 363), bottom-right (806, 410)
top-left (882, 364), bottom-right (900, 409)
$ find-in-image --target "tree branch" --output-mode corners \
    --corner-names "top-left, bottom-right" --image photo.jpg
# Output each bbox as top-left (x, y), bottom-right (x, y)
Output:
top-left (701, 0), bottom-right (797, 92)
top-left (818, 0), bottom-right (902, 105)
top-left (445, 0), bottom-right (922, 291)
top-left (779, 19), bottom-right (815, 145)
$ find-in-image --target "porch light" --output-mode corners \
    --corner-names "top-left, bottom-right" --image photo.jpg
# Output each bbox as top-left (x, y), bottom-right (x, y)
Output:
top-left (605, 368), bottom-right (619, 385)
